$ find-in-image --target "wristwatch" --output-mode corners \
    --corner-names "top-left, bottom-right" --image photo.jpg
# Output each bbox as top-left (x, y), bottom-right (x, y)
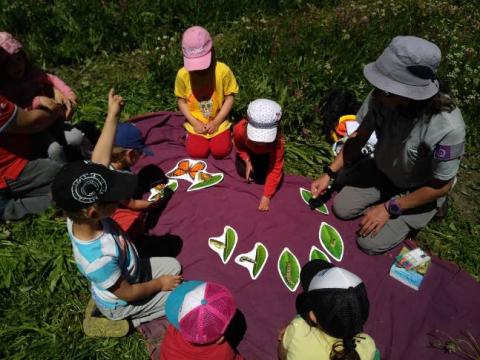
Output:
top-left (387, 197), bottom-right (402, 218)
top-left (323, 165), bottom-right (337, 179)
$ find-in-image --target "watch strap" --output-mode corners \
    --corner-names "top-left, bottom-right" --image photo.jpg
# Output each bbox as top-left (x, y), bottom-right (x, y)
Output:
top-left (323, 165), bottom-right (337, 179)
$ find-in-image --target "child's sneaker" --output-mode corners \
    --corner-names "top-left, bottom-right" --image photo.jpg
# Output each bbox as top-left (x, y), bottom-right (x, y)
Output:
top-left (83, 299), bottom-right (130, 337)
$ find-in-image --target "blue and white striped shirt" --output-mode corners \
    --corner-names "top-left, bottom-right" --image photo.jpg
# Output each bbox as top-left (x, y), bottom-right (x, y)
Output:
top-left (67, 218), bottom-right (140, 308)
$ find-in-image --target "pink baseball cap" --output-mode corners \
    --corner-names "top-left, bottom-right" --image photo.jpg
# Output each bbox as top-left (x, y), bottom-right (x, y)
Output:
top-left (165, 280), bottom-right (236, 344)
top-left (0, 32), bottom-right (22, 55)
top-left (181, 26), bottom-right (213, 71)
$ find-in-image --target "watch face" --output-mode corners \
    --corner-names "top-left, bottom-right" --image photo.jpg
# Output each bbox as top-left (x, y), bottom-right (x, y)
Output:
top-left (389, 200), bottom-right (401, 215)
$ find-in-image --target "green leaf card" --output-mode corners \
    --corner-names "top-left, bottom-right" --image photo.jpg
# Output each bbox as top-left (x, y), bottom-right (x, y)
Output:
top-left (309, 246), bottom-right (331, 262)
top-left (277, 247), bottom-right (301, 292)
top-left (187, 171), bottom-right (224, 192)
top-left (147, 179), bottom-right (178, 202)
top-left (299, 187), bottom-right (329, 215)
top-left (234, 242), bottom-right (269, 280)
top-left (319, 222), bottom-right (344, 262)
top-left (208, 226), bottom-right (238, 264)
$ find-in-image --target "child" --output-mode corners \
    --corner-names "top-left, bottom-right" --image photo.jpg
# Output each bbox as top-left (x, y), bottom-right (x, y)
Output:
top-left (278, 260), bottom-right (380, 360)
top-left (91, 108), bottom-right (161, 239)
top-left (175, 26), bottom-right (239, 159)
top-left (160, 280), bottom-right (245, 360)
top-left (233, 99), bottom-right (284, 211)
top-left (0, 31), bottom-right (90, 163)
top-left (51, 160), bottom-right (183, 330)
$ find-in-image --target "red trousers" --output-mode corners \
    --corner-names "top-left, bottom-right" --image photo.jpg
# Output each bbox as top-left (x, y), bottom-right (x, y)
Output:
top-left (185, 130), bottom-right (232, 159)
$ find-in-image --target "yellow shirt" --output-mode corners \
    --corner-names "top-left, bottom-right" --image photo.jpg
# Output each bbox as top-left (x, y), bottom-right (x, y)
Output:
top-left (174, 61), bottom-right (239, 139)
top-left (282, 317), bottom-right (377, 360)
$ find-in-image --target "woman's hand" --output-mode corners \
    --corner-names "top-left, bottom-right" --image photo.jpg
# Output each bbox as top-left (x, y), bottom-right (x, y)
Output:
top-left (311, 174), bottom-right (331, 198)
top-left (358, 203), bottom-right (390, 237)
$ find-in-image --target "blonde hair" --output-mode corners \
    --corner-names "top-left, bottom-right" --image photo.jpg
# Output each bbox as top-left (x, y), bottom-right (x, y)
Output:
top-left (111, 146), bottom-right (129, 164)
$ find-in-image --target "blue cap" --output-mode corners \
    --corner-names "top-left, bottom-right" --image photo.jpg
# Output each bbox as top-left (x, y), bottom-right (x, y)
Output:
top-left (114, 123), bottom-right (153, 156)
top-left (165, 280), bottom-right (204, 329)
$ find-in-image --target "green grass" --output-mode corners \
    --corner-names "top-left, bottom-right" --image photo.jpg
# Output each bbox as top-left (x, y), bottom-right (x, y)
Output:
top-left (1, 0), bottom-right (479, 358)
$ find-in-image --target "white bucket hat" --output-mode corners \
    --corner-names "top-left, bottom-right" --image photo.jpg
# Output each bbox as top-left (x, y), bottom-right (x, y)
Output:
top-left (246, 99), bottom-right (282, 143)
top-left (363, 36), bottom-right (441, 100)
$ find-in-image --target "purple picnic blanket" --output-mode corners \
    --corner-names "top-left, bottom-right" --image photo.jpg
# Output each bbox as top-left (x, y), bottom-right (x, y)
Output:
top-left (132, 112), bottom-right (480, 360)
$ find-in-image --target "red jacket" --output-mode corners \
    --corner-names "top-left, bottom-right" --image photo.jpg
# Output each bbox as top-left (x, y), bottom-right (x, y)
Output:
top-left (159, 325), bottom-right (245, 360)
top-left (0, 96), bottom-right (30, 189)
top-left (233, 119), bottom-right (284, 198)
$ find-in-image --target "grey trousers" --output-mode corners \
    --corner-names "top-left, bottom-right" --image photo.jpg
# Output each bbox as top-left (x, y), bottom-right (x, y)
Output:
top-left (1, 158), bottom-right (62, 220)
top-left (333, 158), bottom-right (438, 254)
top-left (97, 257), bottom-right (181, 327)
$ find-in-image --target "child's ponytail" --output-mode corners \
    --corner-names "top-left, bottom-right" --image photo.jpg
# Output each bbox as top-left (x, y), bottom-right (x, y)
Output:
top-left (330, 336), bottom-right (360, 360)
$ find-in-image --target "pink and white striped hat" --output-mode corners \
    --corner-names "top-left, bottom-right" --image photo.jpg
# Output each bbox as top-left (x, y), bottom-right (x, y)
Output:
top-left (165, 280), bottom-right (236, 344)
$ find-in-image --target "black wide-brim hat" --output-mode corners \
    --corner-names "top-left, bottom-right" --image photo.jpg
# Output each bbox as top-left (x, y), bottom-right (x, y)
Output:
top-left (52, 161), bottom-right (137, 212)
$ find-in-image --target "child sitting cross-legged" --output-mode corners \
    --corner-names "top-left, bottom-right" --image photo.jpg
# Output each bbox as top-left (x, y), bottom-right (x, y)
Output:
top-left (52, 161), bottom-right (183, 336)
top-left (51, 91), bottom-right (182, 336)
top-left (278, 260), bottom-right (380, 360)
top-left (160, 281), bottom-right (245, 360)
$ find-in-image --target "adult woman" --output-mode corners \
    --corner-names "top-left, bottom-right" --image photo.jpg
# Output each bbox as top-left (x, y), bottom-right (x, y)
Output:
top-left (311, 36), bottom-right (465, 254)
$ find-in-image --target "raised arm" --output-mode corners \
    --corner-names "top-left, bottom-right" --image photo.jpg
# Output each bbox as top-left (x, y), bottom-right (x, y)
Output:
top-left (91, 89), bottom-right (124, 166)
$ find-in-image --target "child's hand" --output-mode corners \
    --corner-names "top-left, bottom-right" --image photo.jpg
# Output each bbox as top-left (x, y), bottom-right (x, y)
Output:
top-left (193, 121), bottom-right (207, 134)
top-left (258, 195), bottom-right (270, 211)
top-left (108, 88), bottom-right (125, 118)
top-left (157, 275), bottom-right (183, 291)
top-left (278, 326), bottom-right (287, 341)
top-left (205, 120), bottom-right (220, 134)
top-left (245, 159), bottom-right (254, 183)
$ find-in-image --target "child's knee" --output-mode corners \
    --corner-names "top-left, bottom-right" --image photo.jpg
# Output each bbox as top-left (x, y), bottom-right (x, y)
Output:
top-left (186, 139), bottom-right (209, 158)
top-left (64, 127), bottom-right (85, 147)
top-left (47, 142), bottom-right (68, 164)
top-left (210, 135), bottom-right (232, 159)
top-left (211, 145), bottom-right (231, 159)
top-left (186, 146), bottom-right (209, 158)
top-left (164, 257), bottom-right (182, 275)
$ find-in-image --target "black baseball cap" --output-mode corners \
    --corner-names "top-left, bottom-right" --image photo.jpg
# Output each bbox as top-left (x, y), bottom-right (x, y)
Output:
top-left (52, 161), bottom-right (137, 211)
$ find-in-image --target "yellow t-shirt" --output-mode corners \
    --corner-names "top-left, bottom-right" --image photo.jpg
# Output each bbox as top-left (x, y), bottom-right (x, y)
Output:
top-left (174, 61), bottom-right (239, 139)
top-left (282, 317), bottom-right (377, 360)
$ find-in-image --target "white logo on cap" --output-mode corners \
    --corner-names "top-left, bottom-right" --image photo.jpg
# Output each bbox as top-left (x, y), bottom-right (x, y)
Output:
top-left (71, 172), bottom-right (107, 204)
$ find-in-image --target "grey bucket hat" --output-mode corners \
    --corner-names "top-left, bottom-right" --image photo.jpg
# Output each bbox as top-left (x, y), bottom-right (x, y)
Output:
top-left (363, 36), bottom-right (441, 100)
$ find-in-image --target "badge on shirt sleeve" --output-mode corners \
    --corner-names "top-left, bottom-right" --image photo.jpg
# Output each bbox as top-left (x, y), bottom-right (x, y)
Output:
top-left (433, 142), bottom-right (464, 161)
